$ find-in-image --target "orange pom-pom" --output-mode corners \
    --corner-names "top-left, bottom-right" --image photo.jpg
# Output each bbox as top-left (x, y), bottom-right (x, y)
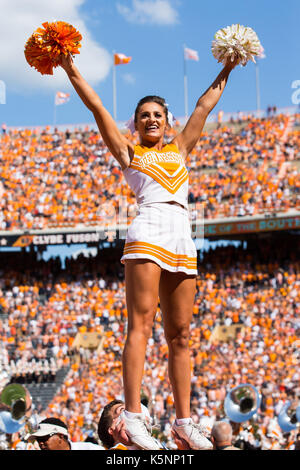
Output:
top-left (24, 21), bottom-right (82, 75)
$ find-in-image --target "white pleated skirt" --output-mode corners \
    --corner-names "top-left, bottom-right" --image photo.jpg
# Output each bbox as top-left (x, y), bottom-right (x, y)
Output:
top-left (121, 202), bottom-right (197, 275)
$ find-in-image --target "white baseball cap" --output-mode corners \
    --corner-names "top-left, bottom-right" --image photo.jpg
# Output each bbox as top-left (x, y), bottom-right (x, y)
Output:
top-left (26, 422), bottom-right (68, 441)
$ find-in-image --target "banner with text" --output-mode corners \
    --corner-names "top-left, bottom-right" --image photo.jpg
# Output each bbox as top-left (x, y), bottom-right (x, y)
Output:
top-left (0, 213), bottom-right (299, 248)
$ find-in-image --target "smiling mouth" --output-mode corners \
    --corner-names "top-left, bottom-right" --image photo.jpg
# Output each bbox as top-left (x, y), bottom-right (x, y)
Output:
top-left (146, 125), bottom-right (159, 131)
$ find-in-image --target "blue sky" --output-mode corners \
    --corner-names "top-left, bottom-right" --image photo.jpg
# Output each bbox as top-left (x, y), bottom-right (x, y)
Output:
top-left (0, 0), bottom-right (299, 128)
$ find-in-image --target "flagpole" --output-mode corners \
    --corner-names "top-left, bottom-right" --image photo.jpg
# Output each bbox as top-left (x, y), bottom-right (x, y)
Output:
top-left (255, 62), bottom-right (261, 117)
top-left (53, 94), bottom-right (57, 128)
top-left (112, 51), bottom-right (117, 121)
top-left (183, 44), bottom-right (188, 122)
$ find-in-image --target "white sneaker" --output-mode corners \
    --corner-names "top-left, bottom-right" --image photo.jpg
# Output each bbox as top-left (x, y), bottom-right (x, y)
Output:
top-left (172, 419), bottom-right (213, 450)
top-left (122, 411), bottom-right (161, 450)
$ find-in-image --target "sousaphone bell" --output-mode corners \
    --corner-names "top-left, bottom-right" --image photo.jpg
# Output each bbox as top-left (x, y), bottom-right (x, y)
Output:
top-left (224, 384), bottom-right (261, 423)
top-left (0, 384), bottom-right (32, 434)
top-left (277, 401), bottom-right (300, 433)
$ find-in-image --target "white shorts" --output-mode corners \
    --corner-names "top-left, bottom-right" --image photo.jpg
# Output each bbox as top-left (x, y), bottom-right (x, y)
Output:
top-left (121, 202), bottom-right (197, 275)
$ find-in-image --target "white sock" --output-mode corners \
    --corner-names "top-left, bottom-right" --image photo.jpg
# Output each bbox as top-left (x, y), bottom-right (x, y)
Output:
top-left (175, 417), bottom-right (191, 426)
top-left (124, 410), bottom-right (142, 420)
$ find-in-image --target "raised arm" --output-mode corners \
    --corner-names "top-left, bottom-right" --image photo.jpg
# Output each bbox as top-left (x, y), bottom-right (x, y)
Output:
top-left (174, 60), bottom-right (237, 158)
top-left (60, 54), bottom-right (133, 169)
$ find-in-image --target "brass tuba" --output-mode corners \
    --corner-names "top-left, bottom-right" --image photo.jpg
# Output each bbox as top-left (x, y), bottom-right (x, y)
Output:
top-left (0, 384), bottom-right (32, 434)
top-left (224, 384), bottom-right (261, 423)
top-left (277, 401), bottom-right (300, 433)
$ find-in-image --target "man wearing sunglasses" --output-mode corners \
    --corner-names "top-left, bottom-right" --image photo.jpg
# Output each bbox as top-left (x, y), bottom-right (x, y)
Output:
top-left (27, 417), bottom-right (104, 450)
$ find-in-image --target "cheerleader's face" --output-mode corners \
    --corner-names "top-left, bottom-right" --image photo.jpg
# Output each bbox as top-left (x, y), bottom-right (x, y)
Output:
top-left (135, 102), bottom-right (167, 144)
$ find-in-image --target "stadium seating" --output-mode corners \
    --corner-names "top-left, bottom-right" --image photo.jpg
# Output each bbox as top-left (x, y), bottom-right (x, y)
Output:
top-left (0, 112), bottom-right (299, 450)
top-left (0, 233), bottom-right (299, 449)
top-left (0, 114), bottom-right (299, 230)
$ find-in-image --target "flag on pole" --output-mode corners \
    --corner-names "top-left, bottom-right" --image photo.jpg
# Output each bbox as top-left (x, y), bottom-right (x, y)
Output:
top-left (114, 53), bottom-right (132, 65)
top-left (55, 91), bottom-right (70, 106)
top-left (112, 52), bottom-right (131, 120)
top-left (183, 46), bottom-right (199, 121)
top-left (184, 47), bottom-right (199, 61)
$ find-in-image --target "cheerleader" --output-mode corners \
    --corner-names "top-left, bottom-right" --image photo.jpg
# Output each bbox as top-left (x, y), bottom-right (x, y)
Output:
top-left (60, 53), bottom-right (237, 449)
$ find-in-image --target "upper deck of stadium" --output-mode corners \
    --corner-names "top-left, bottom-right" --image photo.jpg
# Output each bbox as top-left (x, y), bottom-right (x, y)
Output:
top-left (1, 107), bottom-right (299, 241)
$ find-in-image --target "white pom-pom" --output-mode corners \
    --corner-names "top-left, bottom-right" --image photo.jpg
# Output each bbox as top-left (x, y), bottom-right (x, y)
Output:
top-left (211, 24), bottom-right (263, 66)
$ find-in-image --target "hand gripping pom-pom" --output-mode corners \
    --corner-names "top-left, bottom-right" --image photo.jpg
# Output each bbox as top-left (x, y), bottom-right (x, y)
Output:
top-left (24, 21), bottom-right (82, 75)
top-left (211, 24), bottom-right (263, 67)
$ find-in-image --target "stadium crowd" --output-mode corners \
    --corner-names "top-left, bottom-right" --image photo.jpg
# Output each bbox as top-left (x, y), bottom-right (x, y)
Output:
top-left (0, 111), bottom-right (299, 450)
top-left (0, 232), bottom-right (299, 450)
top-left (0, 113), bottom-right (299, 230)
